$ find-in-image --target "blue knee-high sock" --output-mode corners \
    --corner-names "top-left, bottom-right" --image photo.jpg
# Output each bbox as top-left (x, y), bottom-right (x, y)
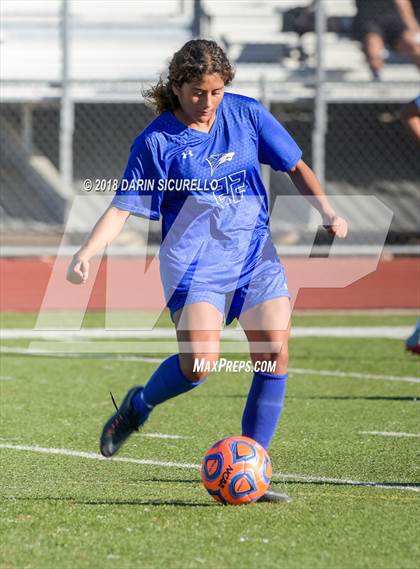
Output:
top-left (131, 354), bottom-right (206, 419)
top-left (241, 371), bottom-right (288, 450)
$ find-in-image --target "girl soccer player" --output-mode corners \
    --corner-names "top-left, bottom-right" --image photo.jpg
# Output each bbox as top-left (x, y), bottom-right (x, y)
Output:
top-left (67, 40), bottom-right (347, 501)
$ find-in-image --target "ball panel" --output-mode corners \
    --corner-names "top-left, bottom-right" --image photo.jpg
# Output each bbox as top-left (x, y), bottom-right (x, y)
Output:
top-left (230, 472), bottom-right (257, 497)
top-left (262, 455), bottom-right (272, 484)
top-left (230, 440), bottom-right (256, 463)
top-left (202, 452), bottom-right (224, 481)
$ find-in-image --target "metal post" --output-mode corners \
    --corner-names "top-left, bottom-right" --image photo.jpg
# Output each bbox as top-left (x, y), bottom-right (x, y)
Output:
top-left (309, 0), bottom-right (327, 228)
top-left (59, 0), bottom-right (74, 198)
top-left (191, 0), bottom-right (201, 37)
top-left (259, 74), bottom-right (271, 197)
top-left (191, 0), bottom-right (211, 38)
top-left (22, 104), bottom-right (33, 156)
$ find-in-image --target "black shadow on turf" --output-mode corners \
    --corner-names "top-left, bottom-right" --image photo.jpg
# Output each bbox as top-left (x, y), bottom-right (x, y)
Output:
top-left (1, 496), bottom-right (217, 507)
top-left (273, 480), bottom-right (420, 489)
top-left (192, 395), bottom-right (419, 401)
top-left (123, 478), bottom-right (201, 484)
top-left (288, 396), bottom-right (419, 401)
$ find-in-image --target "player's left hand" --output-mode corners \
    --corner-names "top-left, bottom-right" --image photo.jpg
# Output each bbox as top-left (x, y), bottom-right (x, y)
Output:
top-left (323, 215), bottom-right (348, 238)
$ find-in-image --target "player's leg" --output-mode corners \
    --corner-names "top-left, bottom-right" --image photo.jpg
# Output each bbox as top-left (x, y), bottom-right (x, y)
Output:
top-left (394, 30), bottom-right (420, 68)
top-left (100, 301), bottom-right (222, 457)
top-left (353, 12), bottom-right (385, 79)
top-left (130, 301), bottom-right (222, 418)
top-left (363, 32), bottom-right (385, 78)
top-left (239, 296), bottom-right (291, 451)
top-left (173, 301), bottom-right (223, 380)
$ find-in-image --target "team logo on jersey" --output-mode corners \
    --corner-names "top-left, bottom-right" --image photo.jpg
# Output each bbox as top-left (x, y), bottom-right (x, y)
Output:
top-left (182, 149), bottom-right (193, 160)
top-left (206, 152), bottom-right (235, 175)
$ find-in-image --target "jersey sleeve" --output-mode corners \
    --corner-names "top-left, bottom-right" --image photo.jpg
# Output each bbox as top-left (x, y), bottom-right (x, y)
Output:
top-left (111, 135), bottom-right (164, 220)
top-left (256, 103), bottom-right (302, 172)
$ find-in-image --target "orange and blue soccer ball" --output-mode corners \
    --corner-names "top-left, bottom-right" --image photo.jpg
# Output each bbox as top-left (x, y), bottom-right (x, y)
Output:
top-left (201, 436), bottom-right (272, 505)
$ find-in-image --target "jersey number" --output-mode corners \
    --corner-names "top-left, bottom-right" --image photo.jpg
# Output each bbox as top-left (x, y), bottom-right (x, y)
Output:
top-left (212, 170), bottom-right (246, 207)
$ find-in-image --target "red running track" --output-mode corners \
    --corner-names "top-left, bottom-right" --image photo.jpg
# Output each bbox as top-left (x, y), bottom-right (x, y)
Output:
top-left (1, 257), bottom-right (419, 312)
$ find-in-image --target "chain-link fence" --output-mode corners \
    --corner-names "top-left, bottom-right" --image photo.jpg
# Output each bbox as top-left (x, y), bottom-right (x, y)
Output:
top-left (73, 103), bottom-right (155, 183)
top-left (0, 102), bottom-right (65, 229)
top-left (269, 101), bottom-right (420, 246)
top-left (1, 97), bottom-right (419, 246)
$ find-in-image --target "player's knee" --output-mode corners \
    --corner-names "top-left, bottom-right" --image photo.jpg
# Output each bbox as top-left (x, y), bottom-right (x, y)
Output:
top-left (255, 342), bottom-right (288, 372)
top-left (276, 346), bottom-right (289, 371)
top-left (270, 339), bottom-right (289, 362)
top-left (180, 353), bottom-right (219, 382)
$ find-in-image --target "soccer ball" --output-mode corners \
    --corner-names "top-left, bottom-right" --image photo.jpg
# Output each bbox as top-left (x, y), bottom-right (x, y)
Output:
top-left (201, 436), bottom-right (272, 505)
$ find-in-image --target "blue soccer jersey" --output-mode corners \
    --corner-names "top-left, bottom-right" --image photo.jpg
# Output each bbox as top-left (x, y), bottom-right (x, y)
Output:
top-left (112, 92), bottom-right (302, 299)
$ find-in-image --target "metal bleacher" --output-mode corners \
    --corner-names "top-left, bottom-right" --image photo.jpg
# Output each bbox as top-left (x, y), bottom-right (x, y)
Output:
top-left (2, 0), bottom-right (417, 95)
top-left (0, 0), bottom-right (191, 84)
top-left (203, 0), bottom-right (419, 85)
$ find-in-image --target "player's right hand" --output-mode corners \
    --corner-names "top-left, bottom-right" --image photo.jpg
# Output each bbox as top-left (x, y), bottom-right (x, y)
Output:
top-left (66, 256), bottom-right (89, 284)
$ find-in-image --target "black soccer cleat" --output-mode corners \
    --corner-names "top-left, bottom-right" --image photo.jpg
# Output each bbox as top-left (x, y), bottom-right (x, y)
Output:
top-left (100, 386), bottom-right (146, 457)
top-left (258, 489), bottom-right (293, 503)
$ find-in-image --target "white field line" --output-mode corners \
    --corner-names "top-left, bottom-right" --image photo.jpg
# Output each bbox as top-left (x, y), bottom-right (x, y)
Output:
top-left (142, 433), bottom-right (189, 440)
top-left (360, 431), bottom-right (420, 438)
top-left (0, 346), bottom-right (170, 363)
top-left (0, 443), bottom-right (418, 494)
top-left (0, 443), bottom-right (199, 470)
top-left (0, 326), bottom-right (413, 340)
top-left (1, 346), bottom-right (419, 384)
top-left (270, 472), bottom-right (420, 493)
top-left (0, 375), bottom-right (15, 381)
top-left (288, 367), bottom-right (420, 384)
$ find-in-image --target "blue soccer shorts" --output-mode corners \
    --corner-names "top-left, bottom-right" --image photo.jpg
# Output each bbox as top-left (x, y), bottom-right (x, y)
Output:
top-left (167, 269), bottom-right (291, 325)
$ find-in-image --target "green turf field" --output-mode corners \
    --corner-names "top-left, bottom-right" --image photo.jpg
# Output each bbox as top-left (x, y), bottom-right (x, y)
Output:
top-left (1, 313), bottom-right (419, 569)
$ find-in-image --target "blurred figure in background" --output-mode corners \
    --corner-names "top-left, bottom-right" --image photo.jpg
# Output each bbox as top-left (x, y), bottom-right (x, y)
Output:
top-left (399, 95), bottom-right (420, 354)
top-left (353, 0), bottom-right (420, 79)
top-left (396, 0), bottom-right (420, 39)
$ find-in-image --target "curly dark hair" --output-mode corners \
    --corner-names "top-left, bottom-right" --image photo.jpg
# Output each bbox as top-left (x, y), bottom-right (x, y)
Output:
top-left (143, 39), bottom-right (235, 114)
